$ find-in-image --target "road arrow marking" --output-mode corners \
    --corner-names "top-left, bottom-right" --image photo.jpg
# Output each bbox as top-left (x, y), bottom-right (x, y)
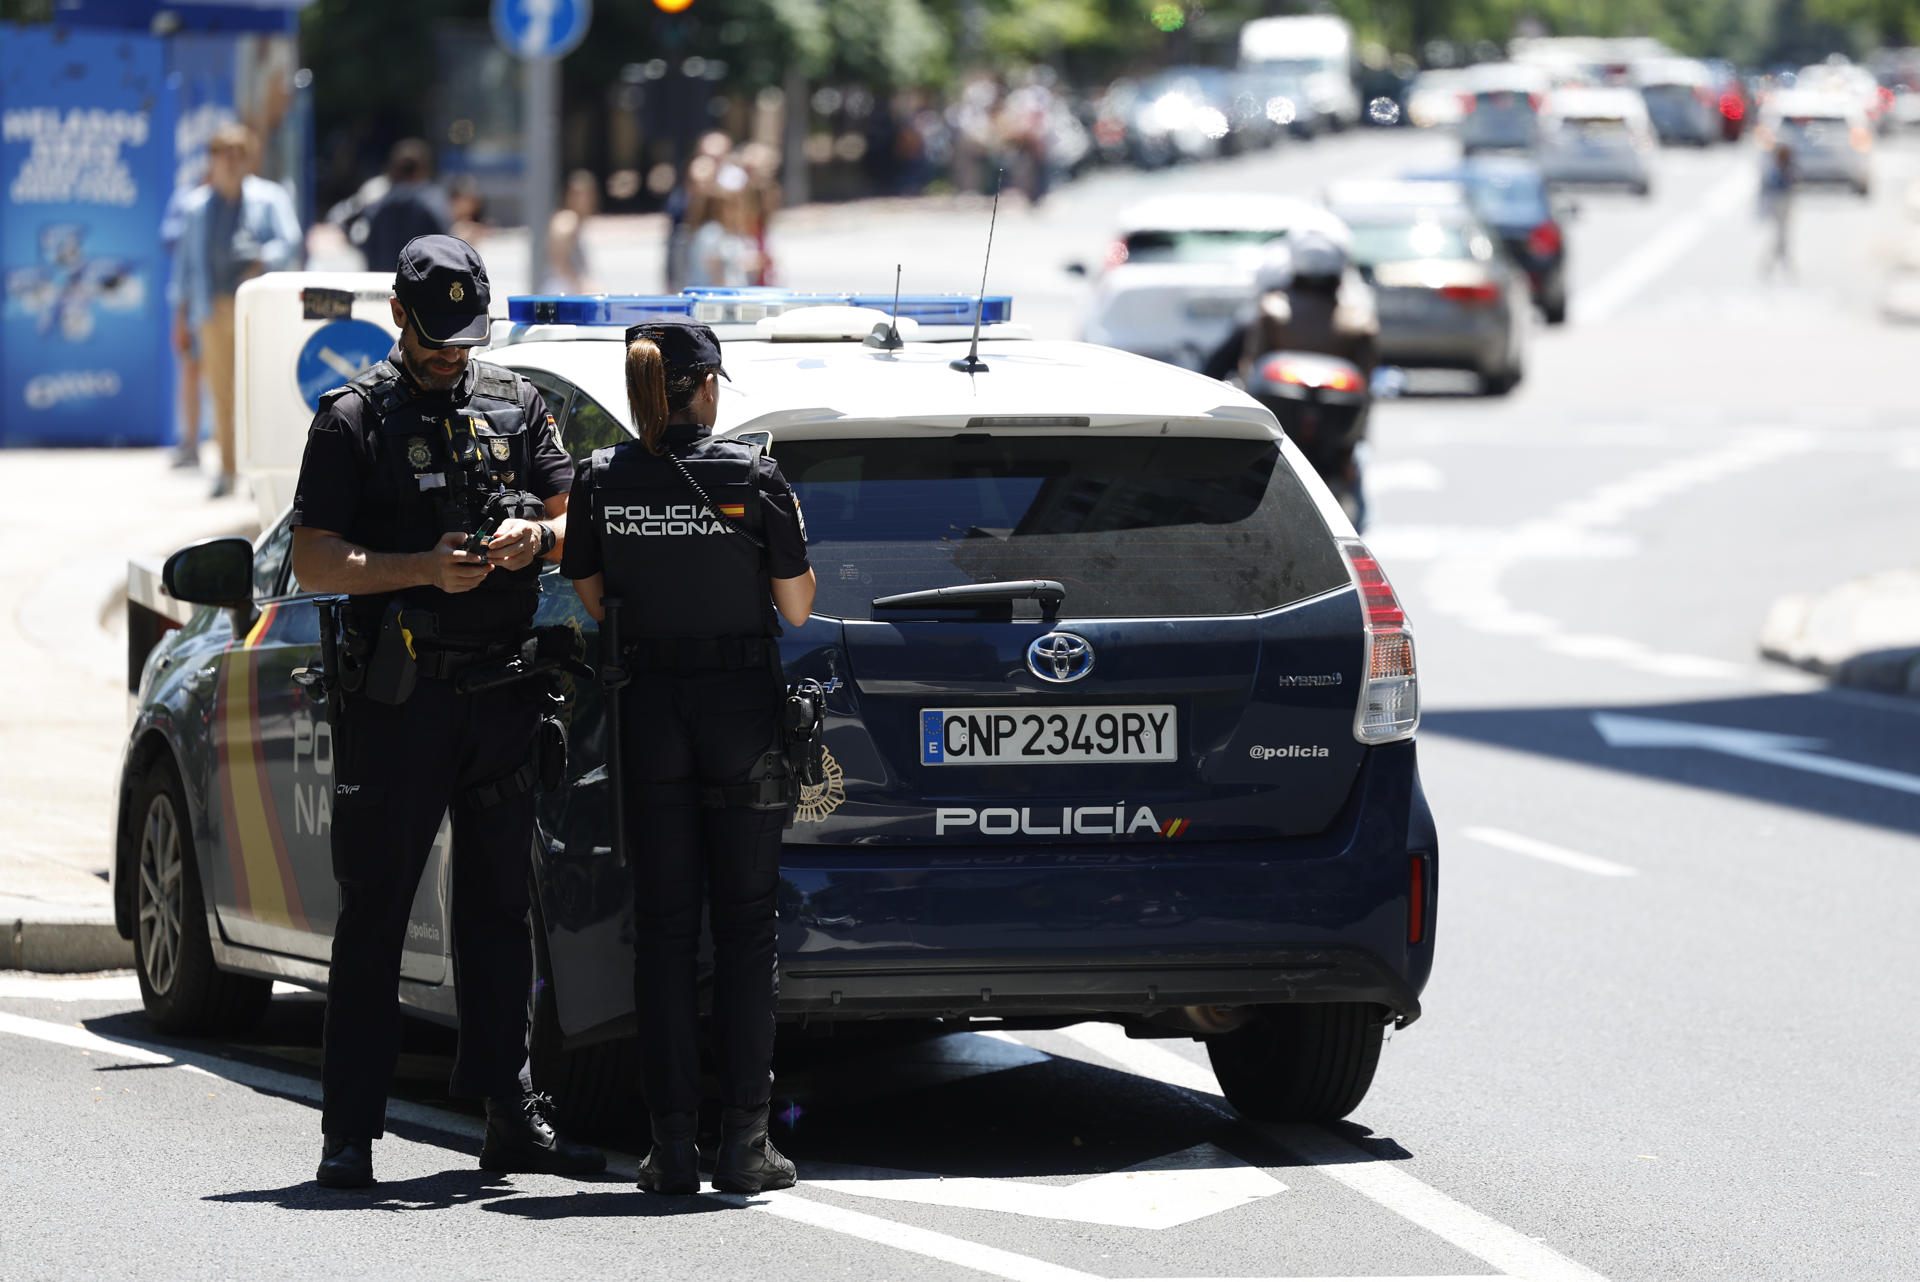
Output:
top-left (1592, 712), bottom-right (1920, 797)
top-left (804, 1142), bottom-right (1285, 1230)
top-left (317, 345), bottom-right (370, 381)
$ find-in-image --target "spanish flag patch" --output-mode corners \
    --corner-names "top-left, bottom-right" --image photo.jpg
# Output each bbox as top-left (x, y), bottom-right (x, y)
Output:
top-left (718, 503), bottom-right (746, 518)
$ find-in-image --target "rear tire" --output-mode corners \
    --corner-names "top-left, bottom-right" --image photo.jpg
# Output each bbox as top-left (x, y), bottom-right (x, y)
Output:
top-left (1543, 296), bottom-right (1568, 325)
top-left (132, 758), bottom-right (270, 1035)
top-left (529, 885), bottom-right (646, 1147)
top-left (1205, 1003), bottom-right (1387, 1122)
top-left (1478, 360), bottom-right (1522, 396)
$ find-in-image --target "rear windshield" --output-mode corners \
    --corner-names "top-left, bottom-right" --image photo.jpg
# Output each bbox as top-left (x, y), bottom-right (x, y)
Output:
top-left (776, 434), bottom-right (1348, 620)
top-left (1346, 219), bottom-right (1474, 265)
top-left (1123, 229), bottom-right (1279, 264)
top-left (1462, 173), bottom-right (1549, 225)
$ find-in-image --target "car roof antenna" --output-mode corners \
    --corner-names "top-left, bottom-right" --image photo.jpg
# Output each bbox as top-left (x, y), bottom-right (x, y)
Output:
top-left (950, 171), bottom-right (1002, 375)
top-left (865, 263), bottom-right (905, 351)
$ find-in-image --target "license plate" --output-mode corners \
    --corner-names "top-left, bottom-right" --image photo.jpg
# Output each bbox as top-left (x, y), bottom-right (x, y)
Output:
top-left (921, 706), bottom-right (1178, 766)
top-left (1184, 297), bottom-right (1241, 319)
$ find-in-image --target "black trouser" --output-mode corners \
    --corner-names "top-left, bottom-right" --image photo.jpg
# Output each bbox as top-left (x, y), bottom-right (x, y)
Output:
top-left (620, 666), bottom-right (785, 1119)
top-left (321, 674), bottom-right (539, 1138)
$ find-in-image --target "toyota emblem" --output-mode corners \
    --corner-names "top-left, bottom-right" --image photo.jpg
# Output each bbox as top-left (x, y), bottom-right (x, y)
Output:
top-left (1027, 632), bottom-right (1094, 683)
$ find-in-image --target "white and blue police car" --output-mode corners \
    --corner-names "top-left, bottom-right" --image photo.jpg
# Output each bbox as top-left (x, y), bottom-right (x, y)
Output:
top-left (116, 286), bottom-right (1433, 1130)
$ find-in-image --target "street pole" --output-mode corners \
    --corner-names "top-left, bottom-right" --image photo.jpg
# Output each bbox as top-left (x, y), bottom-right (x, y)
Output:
top-left (526, 53), bottom-right (558, 292)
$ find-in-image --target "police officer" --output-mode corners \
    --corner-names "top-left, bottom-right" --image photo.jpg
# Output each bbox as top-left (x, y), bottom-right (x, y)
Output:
top-left (561, 320), bottom-right (815, 1195)
top-left (289, 235), bottom-right (603, 1188)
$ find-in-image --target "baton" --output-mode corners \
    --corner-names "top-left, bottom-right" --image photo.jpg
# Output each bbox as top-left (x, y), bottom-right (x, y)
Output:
top-left (600, 597), bottom-right (629, 868)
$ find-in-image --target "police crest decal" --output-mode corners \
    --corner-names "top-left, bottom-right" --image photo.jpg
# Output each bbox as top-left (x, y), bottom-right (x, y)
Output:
top-left (406, 437), bottom-right (432, 469)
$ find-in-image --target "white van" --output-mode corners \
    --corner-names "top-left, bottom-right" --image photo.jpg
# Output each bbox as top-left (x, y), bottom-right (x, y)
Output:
top-left (1238, 15), bottom-right (1361, 130)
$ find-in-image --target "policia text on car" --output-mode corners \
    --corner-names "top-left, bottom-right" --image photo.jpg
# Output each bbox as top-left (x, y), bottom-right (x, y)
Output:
top-left (288, 235), bottom-right (603, 1189)
top-left (563, 319), bottom-right (817, 1196)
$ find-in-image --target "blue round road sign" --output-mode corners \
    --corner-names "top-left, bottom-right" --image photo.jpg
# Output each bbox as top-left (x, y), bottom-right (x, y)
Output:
top-left (296, 320), bottom-right (392, 411)
top-left (491, 0), bottom-right (592, 60)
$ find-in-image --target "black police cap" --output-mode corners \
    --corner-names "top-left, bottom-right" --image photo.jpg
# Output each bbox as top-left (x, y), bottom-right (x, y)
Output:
top-left (624, 319), bottom-right (730, 381)
top-left (394, 235), bottom-right (491, 347)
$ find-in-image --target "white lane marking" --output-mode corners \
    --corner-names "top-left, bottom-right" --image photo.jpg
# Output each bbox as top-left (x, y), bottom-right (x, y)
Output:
top-left (1592, 712), bottom-right (1920, 797)
top-left (1462, 826), bottom-right (1639, 878)
top-left (1041, 1024), bottom-right (1611, 1282)
top-left (0, 973), bottom-right (309, 1001)
top-left (0, 1009), bottom-right (485, 1141)
top-left (1365, 459), bottom-right (1447, 495)
top-left (806, 1142), bottom-right (1285, 1229)
top-left (316, 346), bottom-right (366, 381)
top-left (736, 1190), bottom-right (1107, 1282)
top-left (1386, 429), bottom-right (1818, 688)
top-left (1573, 165), bottom-right (1754, 324)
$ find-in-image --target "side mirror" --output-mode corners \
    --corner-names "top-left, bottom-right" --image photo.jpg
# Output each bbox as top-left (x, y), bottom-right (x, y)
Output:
top-left (1064, 261), bottom-right (1088, 277)
top-left (1370, 366), bottom-right (1408, 400)
top-left (162, 536), bottom-right (254, 606)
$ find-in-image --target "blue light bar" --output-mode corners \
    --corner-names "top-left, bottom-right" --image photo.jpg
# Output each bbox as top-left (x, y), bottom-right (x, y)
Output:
top-left (507, 287), bottom-right (1012, 328)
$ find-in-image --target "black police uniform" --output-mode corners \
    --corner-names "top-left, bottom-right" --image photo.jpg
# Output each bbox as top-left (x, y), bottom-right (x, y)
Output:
top-left (560, 386), bottom-right (809, 1134)
top-left (291, 254), bottom-right (573, 1147)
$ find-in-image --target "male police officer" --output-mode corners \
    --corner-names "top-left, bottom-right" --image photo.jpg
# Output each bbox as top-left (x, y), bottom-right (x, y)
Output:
top-left (290, 235), bottom-right (602, 1188)
top-left (563, 320), bottom-right (814, 1195)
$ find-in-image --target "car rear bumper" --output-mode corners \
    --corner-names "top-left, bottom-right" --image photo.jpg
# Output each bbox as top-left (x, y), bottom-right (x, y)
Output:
top-left (780, 946), bottom-right (1423, 1024)
top-left (1377, 312), bottom-right (1508, 369)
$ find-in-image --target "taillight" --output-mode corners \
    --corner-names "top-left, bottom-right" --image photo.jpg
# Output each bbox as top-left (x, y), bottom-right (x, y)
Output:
top-left (1458, 92), bottom-right (1476, 115)
top-left (1720, 92), bottom-right (1745, 121)
top-left (1103, 239), bottom-right (1129, 270)
top-left (1528, 92), bottom-right (1543, 112)
top-left (1260, 358), bottom-right (1362, 392)
top-left (1339, 539), bottom-right (1419, 744)
top-left (1323, 366), bottom-right (1363, 392)
top-left (1878, 86), bottom-right (1895, 112)
top-left (1259, 357), bottom-right (1309, 386)
top-left (1438, 282), bottom-right (1500, 305)
top-left (1526, 221), bottom-right (1562, 257)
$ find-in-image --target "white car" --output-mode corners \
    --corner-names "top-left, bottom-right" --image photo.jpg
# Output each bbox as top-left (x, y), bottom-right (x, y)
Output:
top-left (1077, 193), bottom-right (1353, 369)
top-left (1537, 86), bottom-right (1657, 195)
top-left (1758, 90), bottom-right (1872, 195)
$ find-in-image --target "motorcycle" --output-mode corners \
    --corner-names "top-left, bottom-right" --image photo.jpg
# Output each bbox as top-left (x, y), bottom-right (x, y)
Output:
top-left (1243, 350), bottom-right (1401, 531)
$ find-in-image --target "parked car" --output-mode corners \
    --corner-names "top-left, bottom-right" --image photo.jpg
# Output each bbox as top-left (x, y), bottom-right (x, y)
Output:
top-left (116, 283), bottom-right (1438, 1131)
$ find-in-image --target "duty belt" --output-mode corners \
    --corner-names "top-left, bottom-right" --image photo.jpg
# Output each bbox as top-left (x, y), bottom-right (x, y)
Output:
top-left (415, 638), bottom-right (517, 680)
top-left (623, 636), bottom-right (775, 673)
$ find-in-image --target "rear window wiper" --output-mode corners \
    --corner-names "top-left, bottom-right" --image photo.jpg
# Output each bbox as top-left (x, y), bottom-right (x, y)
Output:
top-left (871, 579), bottom-right (1066, 613)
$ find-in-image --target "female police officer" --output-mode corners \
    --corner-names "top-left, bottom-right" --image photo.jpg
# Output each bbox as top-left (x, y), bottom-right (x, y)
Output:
top-left (561, 319), bottom-right (814, 1195)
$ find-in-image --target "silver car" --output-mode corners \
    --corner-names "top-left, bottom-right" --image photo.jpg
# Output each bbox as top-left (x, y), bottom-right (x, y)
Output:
top-left (1760, 90), bottom-right (1872, 195)
top-left (1326, 181), bottom-right (1529, 396)
top-left (1537, 87), bottom-right (1656, 195)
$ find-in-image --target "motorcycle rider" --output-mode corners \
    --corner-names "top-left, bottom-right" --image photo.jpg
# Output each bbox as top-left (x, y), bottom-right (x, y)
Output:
top-left (1203, 231), bottom-right (1379, 383)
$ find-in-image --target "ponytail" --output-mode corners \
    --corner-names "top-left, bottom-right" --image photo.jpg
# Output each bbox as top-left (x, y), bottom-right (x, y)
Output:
top-left (625, 337), bottom-right (671, 455)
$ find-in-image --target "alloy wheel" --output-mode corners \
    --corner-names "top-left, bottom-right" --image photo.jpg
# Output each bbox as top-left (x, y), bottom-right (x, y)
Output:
top-left (137, 791), bottom-right (184, 996)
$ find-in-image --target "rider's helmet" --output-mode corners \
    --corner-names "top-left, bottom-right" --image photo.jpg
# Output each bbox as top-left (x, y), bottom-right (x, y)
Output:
top-left (1253, 240), bottom-right (1295, 294)
top-left (1287, 230), bottom-right (1347, 292)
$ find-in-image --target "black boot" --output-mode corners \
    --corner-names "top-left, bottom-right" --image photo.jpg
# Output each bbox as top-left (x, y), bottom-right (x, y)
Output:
top-left (478, 1091), bottom-right (607, 1176)
top-left (712, 1105), bottom-right (796, 1194)
top-left (315, 1134), bottom-right (374, 1189)
top-left (636, 1113), bottom-right (701, 1195)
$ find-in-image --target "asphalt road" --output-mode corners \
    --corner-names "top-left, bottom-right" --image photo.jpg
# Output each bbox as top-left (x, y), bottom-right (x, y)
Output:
top-left (7, 126), bottom-right (1920, 1281)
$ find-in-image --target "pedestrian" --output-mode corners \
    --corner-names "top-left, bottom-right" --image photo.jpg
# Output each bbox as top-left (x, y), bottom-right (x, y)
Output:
top-left (1760, 142), bottom-right (1795, 279)
top-left (360, 139), bottom-right (451, 274)
top-left (167, 122), bottom-right (301, 497)
top-left (159, 182), bottom-right (203, 469)
top-left (448, 175), bottom-right (490, 247)
top-left (288, 234), bottom-right (604, 1190)
top-left (545, 169), bottom-right (599, 293)
top-left (560, 320), bottom-right (815, 1196)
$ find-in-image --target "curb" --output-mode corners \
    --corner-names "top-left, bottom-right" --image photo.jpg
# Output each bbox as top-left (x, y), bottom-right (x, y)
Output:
top-left (1758, 580), bottom-right (1920, 697)
top-left (6, 918), bottom-right (135, 973)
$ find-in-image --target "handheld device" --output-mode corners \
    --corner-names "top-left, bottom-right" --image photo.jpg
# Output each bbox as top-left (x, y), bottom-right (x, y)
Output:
top-left (463, 516), bottom-right (499, 557)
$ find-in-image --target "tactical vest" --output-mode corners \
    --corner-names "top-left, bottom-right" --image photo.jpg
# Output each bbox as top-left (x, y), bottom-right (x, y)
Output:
top-left (589, 435), bottom-right (772, 641)
top-left (320, 358), bottom-right (547, 605)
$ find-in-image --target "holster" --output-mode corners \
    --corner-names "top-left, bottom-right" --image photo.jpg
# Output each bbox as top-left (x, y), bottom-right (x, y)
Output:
top-left (783, 679), bottom-right (827, 790)
top-left (364, 600), bottom-right (435, 705)
top-left (698, 748), bottom-right (793, 813)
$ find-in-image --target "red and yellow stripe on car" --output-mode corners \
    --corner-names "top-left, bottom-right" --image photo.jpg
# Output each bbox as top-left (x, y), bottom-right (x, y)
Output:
top-left (214, 603), bottom-right (309, 930)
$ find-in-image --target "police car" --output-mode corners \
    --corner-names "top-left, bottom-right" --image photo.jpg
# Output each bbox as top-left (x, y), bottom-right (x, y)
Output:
top-left (114, 285), bottom-right (1435, 1129)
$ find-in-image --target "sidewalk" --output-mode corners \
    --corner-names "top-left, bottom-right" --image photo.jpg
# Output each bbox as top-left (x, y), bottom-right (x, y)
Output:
top-left (1759, 570), bottom-right (1920, 696)
top-left (1, 450), bottom-right (258, 970)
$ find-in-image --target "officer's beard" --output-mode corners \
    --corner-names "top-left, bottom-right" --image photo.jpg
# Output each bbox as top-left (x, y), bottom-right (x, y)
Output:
top-left (399, 328), bottom-right (471, 392)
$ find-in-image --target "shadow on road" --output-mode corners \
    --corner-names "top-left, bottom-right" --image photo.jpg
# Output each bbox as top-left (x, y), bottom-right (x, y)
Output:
top-left (1424, 690), bottom-right (1920, 837)
top-left (484, 1189), bottom-right (736, 1219)
top-left (205, 1169), bottom-right (514, 1212)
